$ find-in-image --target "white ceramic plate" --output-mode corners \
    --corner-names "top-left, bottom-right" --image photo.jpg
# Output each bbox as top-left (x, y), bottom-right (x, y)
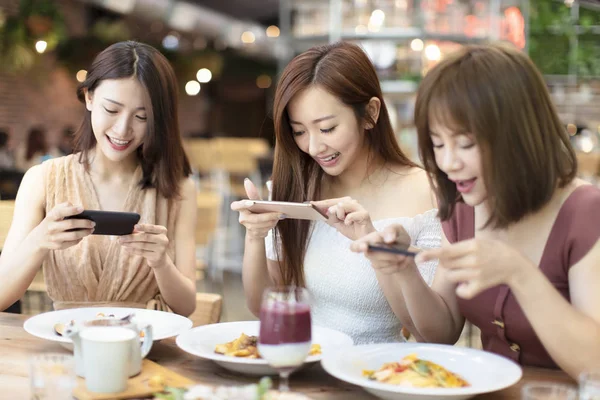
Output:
top-left (321, 343), bottom-right (522, 400)
top-left (24, 307), bottom-right (192, 350)
top-left (176, 320), bottom-right (353, 376)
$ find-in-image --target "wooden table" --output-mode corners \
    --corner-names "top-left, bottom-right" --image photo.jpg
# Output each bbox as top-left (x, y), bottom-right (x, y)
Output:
top-left (0, 312), bottom-right (575, 399)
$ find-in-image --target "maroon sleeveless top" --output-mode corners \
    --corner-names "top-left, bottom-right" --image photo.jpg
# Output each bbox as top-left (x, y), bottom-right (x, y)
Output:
top-left (442, 185), bottom-right (600, 368)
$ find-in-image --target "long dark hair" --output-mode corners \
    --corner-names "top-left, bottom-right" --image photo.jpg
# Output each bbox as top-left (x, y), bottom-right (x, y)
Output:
top-left (73, 41), bottom-right (191, 198)
top-left (272, 41), bottom-right (418, 286)
top-left (415, 44), bottom-right (576, 228)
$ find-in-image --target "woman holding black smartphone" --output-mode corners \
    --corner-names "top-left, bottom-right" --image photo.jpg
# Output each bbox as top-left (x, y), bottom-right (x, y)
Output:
top-left (0, 41), bottom-right (197, 316)
top-left (231, 42), bottom-right (441, 344)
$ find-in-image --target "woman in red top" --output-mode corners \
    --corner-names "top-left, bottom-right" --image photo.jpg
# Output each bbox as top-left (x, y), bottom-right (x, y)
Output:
top-left (351, 44), bottom-right (600, 378)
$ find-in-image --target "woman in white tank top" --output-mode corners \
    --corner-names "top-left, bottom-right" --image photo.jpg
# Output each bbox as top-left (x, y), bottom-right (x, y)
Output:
top-left (231, 42), bottom-right (440, 344)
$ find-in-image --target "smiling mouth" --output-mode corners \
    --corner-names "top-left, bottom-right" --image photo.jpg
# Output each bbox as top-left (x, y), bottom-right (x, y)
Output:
top-left (106, 135), bottom-right (132, 146)
top-left (319, 152), bottom-right (340, 162)
top-left (455, 178), bottom-right (477, 193)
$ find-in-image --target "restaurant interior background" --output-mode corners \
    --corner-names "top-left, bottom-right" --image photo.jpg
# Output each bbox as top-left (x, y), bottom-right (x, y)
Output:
top-left (0, 0), bottom-right (599, 346)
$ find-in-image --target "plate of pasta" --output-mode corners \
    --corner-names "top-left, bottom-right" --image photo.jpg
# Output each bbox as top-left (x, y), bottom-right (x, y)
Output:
top-left (175, 321), bottom-right (353, 375)
top-left (321, 343), bottom-right (522, 400)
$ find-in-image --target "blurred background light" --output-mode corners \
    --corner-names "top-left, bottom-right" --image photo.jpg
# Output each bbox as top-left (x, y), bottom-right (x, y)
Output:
top-left (35, 41), bottom-right (47, 54)
top-left (196, 68), bottom-right (212, 83)
top-left (266, 25), bottom-right (280, 38)
top-left (410, 39), bottom-right (424, 52)
top-left (185, 81), bottom-right (201, 96)
top-left (162, 33), bottom-right (180, 50)
top-left (425, 44), bottom-right (441, 61)
top-left (256, 75), bottom-right (272, 89)
top-left (76, 70), bottom-right (87, 83)
top-left (241, 31), bottom-right (256, 44)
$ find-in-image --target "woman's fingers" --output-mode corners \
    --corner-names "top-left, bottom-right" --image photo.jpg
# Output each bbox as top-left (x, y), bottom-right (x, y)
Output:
top-left (48, 229), bottom-right (93, 245)
top-left (230, 200), bottom-right (255, 211)
top-left (239, 212), bottom-right (283, 225)
top-left (344, 210), bottom-right (369, 225)
top-left (49, 203), bottom-right (83, 221)
top-left (49, 218), bottom-right (95, 234)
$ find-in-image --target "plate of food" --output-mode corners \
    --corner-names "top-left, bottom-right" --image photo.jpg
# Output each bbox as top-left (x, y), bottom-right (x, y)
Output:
top-left (154, 377), bottom-right (313, 400)
top-left (175, 320), bottom-right (353, 376)
top-left (321, 343), bottom-right (522, 400)
top-left (24, 307), bottom-right (192, 350)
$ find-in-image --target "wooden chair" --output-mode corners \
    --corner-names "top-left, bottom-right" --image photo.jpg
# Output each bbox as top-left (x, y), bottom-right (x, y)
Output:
top-left (0, 200), bottom-right (15, 249)
top-left (188, 292), bottom-right (223, 327)
top-left (0, 201), bottom-right (49, 312)
top-left (195, 191), bottom-right (222, 280)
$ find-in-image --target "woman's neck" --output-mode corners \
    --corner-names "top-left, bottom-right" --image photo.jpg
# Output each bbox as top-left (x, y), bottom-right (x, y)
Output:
top-left (326, 149), bottom-right (387, 195)
top-left (88, 148), bottom-right (139, 181)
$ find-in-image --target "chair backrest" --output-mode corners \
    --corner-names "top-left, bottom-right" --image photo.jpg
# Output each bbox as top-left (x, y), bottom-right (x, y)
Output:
top-left (189, 292), bottom-right (223, 327)
top-left (196, 192), bottom-right (222, 246)
top-left (0, 200), bottom-right (15, 250)
top-left (184, 138), bottom-right (216, 174)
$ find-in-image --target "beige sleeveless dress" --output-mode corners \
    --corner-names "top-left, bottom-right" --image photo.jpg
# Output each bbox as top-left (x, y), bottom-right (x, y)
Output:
top-left (41, 154), bottom-right (179, 311)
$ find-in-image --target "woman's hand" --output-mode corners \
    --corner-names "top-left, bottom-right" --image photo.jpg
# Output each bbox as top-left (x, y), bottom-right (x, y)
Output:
top-left (350, 224), bottom-right (414, 275)
top-left (230, 179), bottom-right (283, 240)
top-left (119, 224), bottom-right (170, 268)
top-left (416, 238), bottom-right (533, 299)
top-left (311, 197), bottom-right (376, 241)
top-left (33, 202), bottom-right (95, 250)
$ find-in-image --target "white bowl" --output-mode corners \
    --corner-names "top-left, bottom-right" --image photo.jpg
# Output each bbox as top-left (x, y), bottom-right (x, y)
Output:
top-left (176, 320), bottom-right (353, 376)
top-left (321, 343), bottom-right (522, 400)
top-left (24, 307), bottom-right (192, 350)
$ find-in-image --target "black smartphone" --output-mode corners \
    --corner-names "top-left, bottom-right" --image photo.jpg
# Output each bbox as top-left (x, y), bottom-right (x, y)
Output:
top-left (367, 243), bottom-right (417, 257)
top-left (65, 210), bottom-right (140, 236)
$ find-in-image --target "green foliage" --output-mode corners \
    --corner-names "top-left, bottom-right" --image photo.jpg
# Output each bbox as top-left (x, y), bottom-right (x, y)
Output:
top-left (528, 0), bottom-right (600, 77)
top-left (0, 0), bottom-right (67, 73)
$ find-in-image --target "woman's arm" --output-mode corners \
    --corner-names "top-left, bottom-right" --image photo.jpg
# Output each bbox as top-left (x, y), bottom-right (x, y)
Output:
top-left (508, 240), bottom-right (600, 378)
top-left (149, 178), bottom-right (197, 316)
top-left (352, 227), bottom-right (465, 344)
top-left (241, 234), bottom-right (282, 316)
top-left (0, 165), bottom-right (94, 310)
top-left (232, 179), bottom-right (283, 316)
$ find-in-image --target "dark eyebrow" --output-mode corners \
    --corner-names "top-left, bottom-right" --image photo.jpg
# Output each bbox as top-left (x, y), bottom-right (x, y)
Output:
top-left (103, 98), bottom-right (145, 111)
top-left (289, 115), bottom-right (335, 125)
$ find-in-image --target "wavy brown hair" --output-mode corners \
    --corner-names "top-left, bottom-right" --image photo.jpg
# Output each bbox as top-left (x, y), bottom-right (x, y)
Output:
top-left (271, 41), bottom-right (418, 286)
top-left (73, 41), bottom-right (191, 198)
top-left (415, 44), bottom-right (577, 229)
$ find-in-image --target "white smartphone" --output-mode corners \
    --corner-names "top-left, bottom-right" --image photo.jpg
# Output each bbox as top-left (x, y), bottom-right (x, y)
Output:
top-left (246, 200), bottom-right (328, 221)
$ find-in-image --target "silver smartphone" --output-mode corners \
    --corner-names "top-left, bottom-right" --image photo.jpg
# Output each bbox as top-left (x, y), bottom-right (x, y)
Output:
top-left (247, 200), bottom-right (328, 221)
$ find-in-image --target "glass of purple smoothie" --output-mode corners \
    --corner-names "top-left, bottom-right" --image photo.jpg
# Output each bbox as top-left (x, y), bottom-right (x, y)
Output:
top-left (258, 286), bottom-right (311, 392)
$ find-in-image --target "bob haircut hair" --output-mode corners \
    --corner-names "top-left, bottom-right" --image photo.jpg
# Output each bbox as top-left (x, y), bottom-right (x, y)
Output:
top-left (415, 44), bottom-right (577, 229)
top-left (271, 41), bottom-right (417, 286)
top-left (73, 41), bottom-right (191, 198)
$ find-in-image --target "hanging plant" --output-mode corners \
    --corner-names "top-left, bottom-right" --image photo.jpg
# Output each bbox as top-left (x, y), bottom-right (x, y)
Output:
top-left (0, 0), bottom-right (67, 73)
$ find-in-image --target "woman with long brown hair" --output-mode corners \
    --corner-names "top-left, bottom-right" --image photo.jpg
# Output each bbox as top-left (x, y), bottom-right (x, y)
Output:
top-left (352, 44), bottom-right (600, 377)
top-left (0, 41), bottom-right (197, 315)
top-left (232, 41), bottom-right (440, 344)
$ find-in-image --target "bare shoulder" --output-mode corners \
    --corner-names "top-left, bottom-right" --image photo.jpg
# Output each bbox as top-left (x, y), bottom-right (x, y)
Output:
top-left (18, 164), bottom-right (46, 206)
top-left (10, 164), bottom-right (47, 227)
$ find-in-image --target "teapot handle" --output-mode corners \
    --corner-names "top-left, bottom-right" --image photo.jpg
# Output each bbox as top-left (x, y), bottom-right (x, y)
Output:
top-left (139, 324), bottom-right (153, 358)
